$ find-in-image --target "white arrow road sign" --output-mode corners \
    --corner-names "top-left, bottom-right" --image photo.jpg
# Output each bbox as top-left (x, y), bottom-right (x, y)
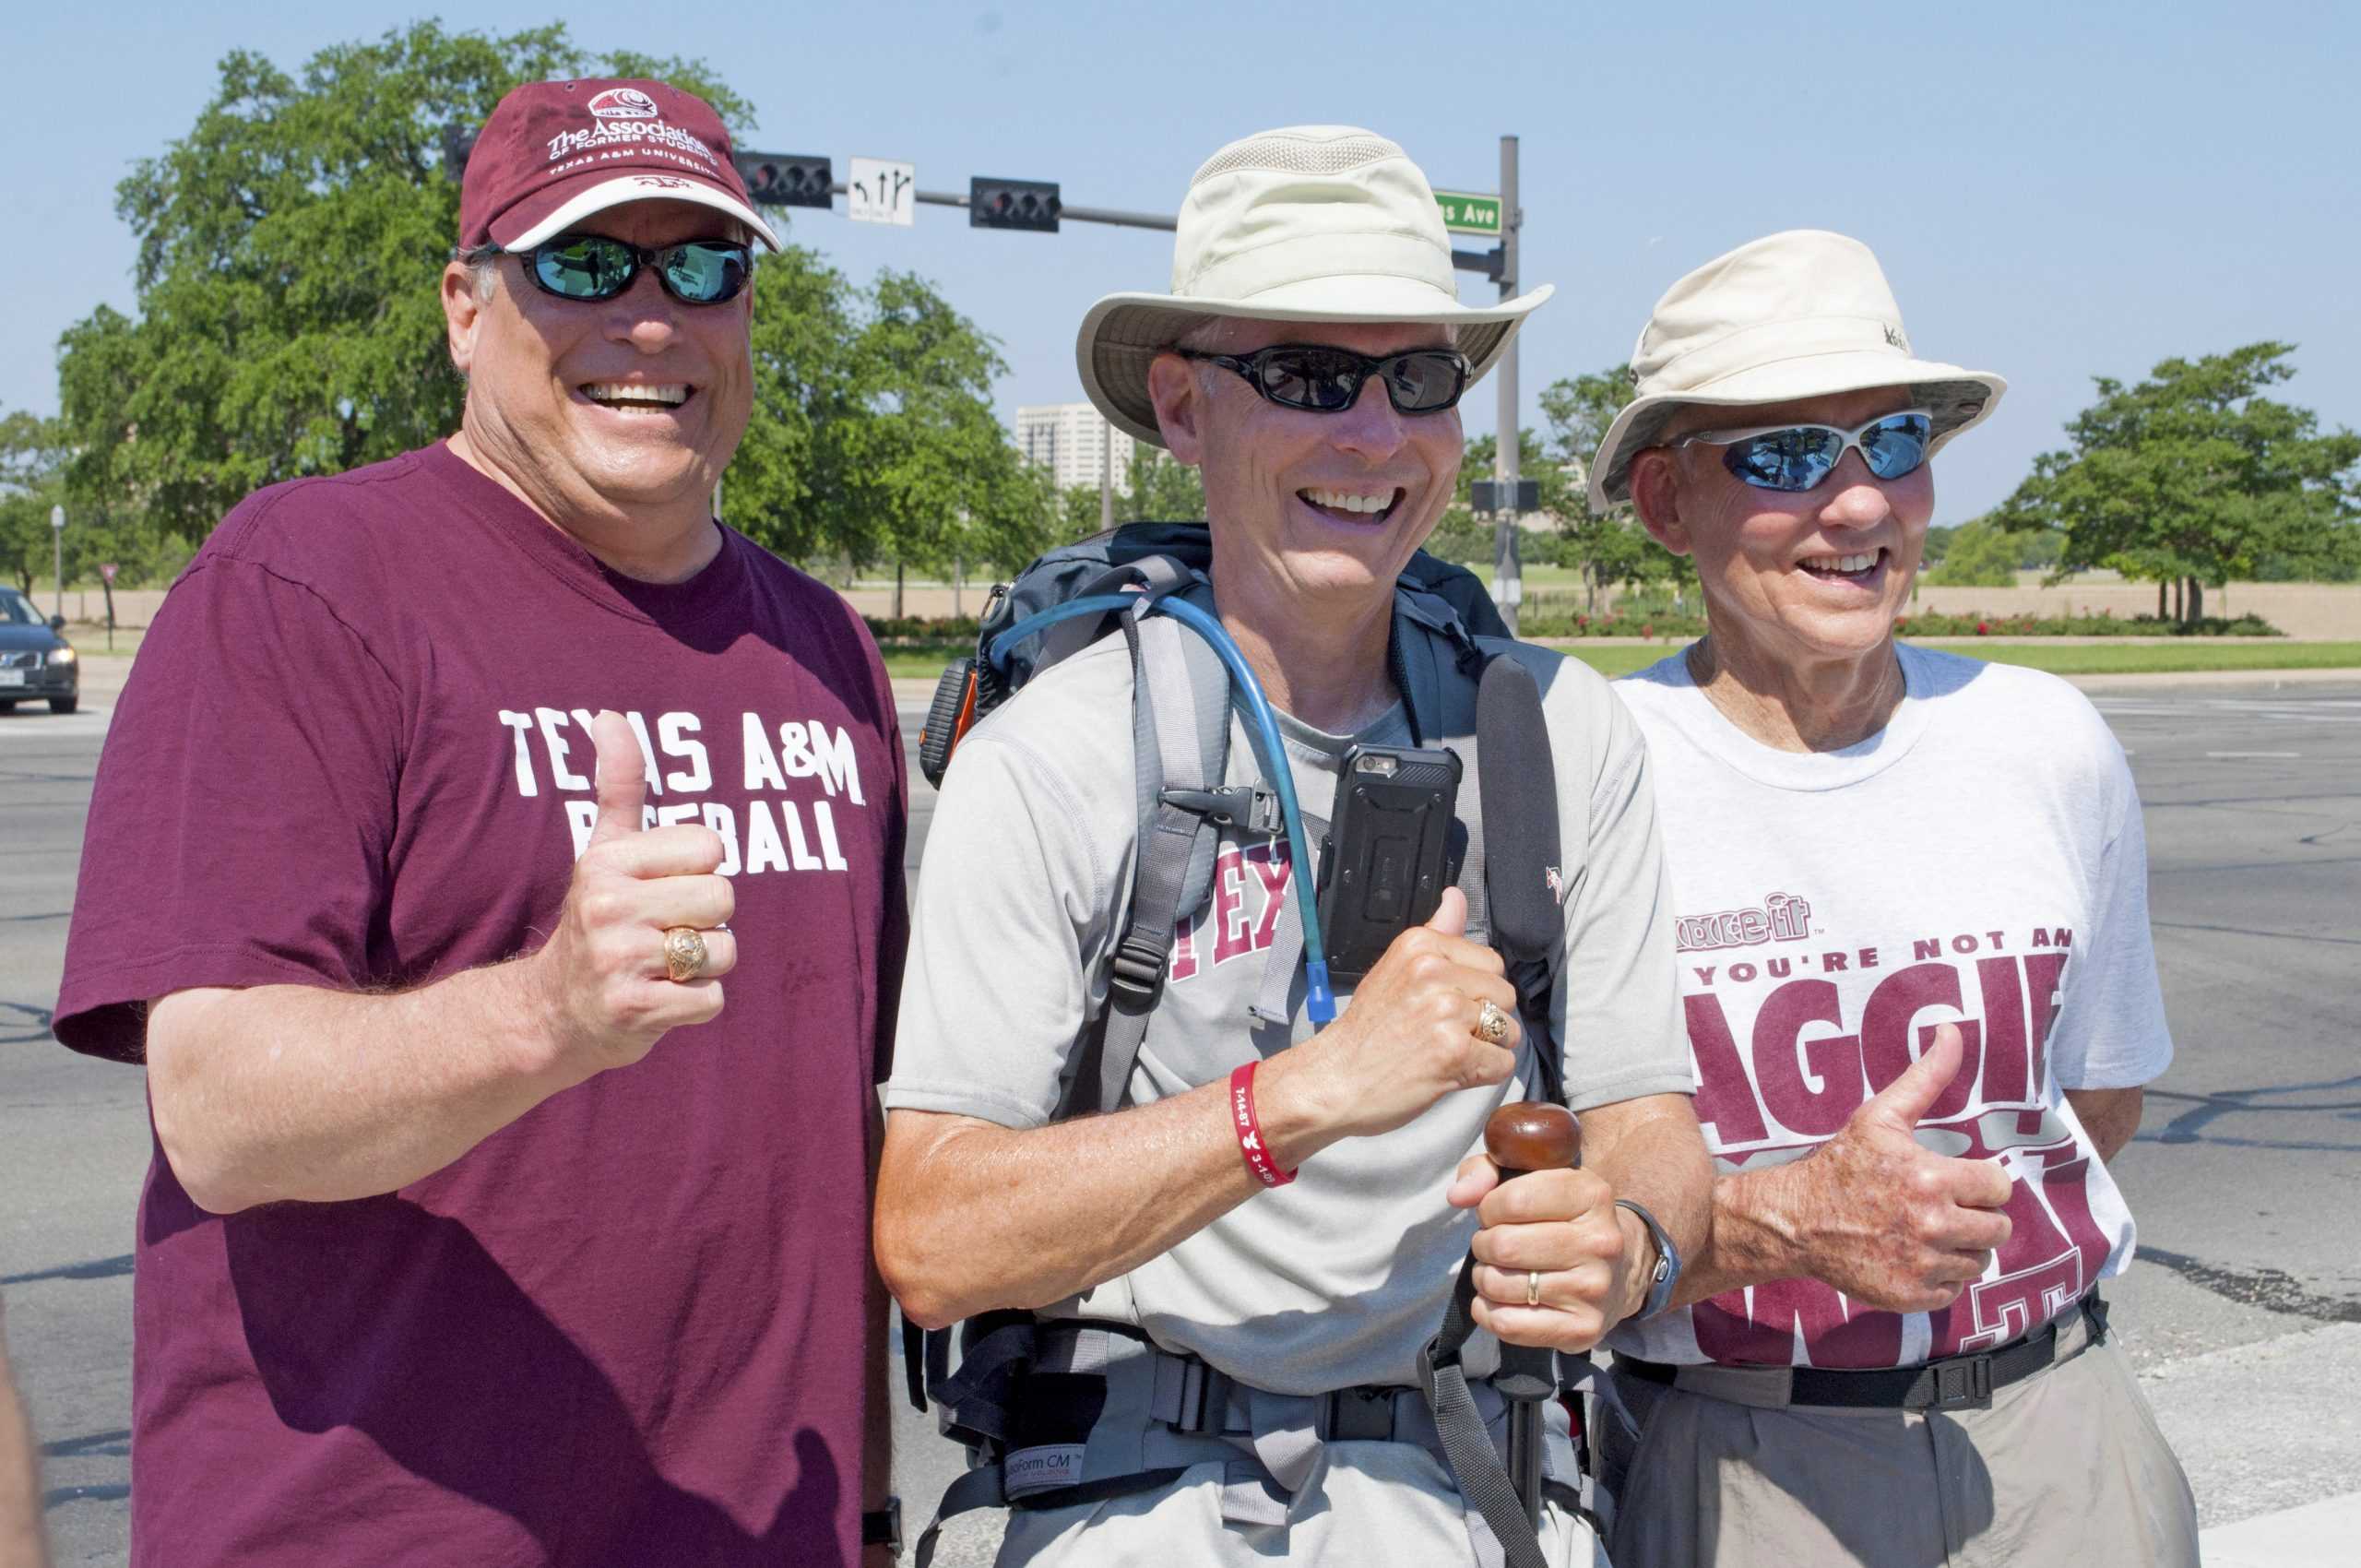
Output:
top-left (848, 157), bottom-right (916, 226)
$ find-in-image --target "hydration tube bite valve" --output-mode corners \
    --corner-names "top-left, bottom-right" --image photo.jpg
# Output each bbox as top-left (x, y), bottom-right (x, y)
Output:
top-left (986, 594), bottom-right (1337, 1025)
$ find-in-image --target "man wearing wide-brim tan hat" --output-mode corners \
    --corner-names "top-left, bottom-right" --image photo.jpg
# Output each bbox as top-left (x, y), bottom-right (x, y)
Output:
top-left (880, 125), bottom-right (1714, 1566)
top-left (1592, 229), bottom-right (2198, 1566)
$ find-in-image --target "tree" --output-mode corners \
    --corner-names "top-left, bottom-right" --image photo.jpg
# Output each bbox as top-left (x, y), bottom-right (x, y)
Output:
top-left (1536, 365), bottom-right (1692, 606)
top-left (1994, 342), bottom-right (2361, 624)
top-left (0, 411), bottom-right (68, 597)
top-left (54, 21), bottom-right (1039, 576)
top-left (1925, 517), bottom-right (2021, 587)
top-left (1052, 446), bottom-right (1209, 543)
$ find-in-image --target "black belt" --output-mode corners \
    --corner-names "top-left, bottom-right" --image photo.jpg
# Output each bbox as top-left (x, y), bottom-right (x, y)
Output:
top-left (1618, 1292), bottom-right (2106, 1413)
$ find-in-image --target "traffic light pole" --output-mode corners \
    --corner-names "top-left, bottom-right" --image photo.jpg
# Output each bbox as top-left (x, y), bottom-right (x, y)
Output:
top-left (840, 182), bottom-right (1180, 232)
top-left (1491, 136), bottom-right (1522, 635)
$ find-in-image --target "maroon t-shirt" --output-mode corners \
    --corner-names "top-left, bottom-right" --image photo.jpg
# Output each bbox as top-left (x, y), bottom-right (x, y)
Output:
top-left (55, 442), bottom-right (908, 1566)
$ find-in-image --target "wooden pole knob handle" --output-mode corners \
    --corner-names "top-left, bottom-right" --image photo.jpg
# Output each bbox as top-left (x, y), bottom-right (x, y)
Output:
top-left (1485, 1101), bottom-right (1582, 1176)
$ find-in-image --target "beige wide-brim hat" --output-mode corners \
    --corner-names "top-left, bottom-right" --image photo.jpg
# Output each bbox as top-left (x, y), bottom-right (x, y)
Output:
top-left (1587, 230), bottom-right (2005, 513)
top-left (1077, 125), bottom-right (1554, 448)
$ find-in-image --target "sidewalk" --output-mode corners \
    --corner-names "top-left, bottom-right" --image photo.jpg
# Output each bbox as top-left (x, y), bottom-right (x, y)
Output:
top-left (2201, 1491), bottom-right (2361, 1565)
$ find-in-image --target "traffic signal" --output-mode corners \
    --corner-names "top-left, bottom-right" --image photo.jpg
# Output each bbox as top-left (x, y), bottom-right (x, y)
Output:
top-left (733, 153), bottom-right (834, 209)
top-left (969, 177), bottom-right (1061, 232)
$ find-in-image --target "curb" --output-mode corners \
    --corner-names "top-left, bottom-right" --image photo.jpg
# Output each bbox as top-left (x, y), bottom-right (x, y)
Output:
top-left (2199, 1490), bottom-right (2361, 1565)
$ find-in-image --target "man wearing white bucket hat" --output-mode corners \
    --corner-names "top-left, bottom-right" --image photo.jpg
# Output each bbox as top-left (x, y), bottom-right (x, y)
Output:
top-left (1590, 231), bottom-right (2197, 1566)
top-left (879, 126), bottom-right (1714, 1565)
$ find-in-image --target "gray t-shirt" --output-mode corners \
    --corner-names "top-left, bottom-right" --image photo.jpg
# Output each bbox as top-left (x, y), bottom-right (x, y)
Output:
top-left (885, 633), bottom-right (1690, 1392)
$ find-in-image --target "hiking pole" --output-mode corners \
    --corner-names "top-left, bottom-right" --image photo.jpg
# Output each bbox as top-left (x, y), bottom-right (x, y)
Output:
top-left (1485, 1101), bottom-right (1583, 1531)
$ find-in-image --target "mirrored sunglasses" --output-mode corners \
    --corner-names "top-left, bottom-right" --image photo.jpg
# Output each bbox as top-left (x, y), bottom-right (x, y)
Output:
top-left (478, 234), bottom-right (754, 306)
top-left (1178, 343), bottom-right (1473, 416)
top-left (1673, 410), bottom-right (1935, 493)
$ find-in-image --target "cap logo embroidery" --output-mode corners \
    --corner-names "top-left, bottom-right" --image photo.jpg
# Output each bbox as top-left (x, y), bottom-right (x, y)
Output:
top-left (1884, 325), bottom-right (1909, 351)
top-left (587, 87), bottom-right (660, 120)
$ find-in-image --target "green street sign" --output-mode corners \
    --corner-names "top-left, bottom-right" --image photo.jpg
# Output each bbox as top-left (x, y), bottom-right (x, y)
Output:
top-left (1433, 189), bottom-right (1502, 237)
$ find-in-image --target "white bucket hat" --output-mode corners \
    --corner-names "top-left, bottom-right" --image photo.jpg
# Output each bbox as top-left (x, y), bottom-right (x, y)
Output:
top-left (1076, 125), bottom-right (1554, 448)
top-left (1586, 230), bottom-right (2005, 513)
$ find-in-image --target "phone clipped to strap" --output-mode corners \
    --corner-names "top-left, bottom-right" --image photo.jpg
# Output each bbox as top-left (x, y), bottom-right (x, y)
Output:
top-left (1316, 743), bottom-right (1465, 979)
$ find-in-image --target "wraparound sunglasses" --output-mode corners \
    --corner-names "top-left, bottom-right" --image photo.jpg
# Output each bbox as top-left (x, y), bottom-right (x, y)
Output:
top-left (462, 233), bottom-right (754, 306)
top-left (1178, 343), bottom-right (1474, 416)
top-left (1671, 410), bottom-right (1934, 493)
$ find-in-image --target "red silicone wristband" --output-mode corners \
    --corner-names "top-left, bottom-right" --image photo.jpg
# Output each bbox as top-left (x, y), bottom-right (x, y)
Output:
top-left (1229, 1061), bottom-right (1295, 1188)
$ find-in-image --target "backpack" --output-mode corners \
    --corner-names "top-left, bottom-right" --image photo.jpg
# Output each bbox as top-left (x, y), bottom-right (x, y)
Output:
top-left (917, 520), bottom-right (1522, 1115)
top-left (904, 522), bottom-right (1589, 1567)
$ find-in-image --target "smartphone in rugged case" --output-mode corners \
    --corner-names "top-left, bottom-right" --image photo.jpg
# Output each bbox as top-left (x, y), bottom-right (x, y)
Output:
top-left (1316, 743), bottom-right (1465, 979)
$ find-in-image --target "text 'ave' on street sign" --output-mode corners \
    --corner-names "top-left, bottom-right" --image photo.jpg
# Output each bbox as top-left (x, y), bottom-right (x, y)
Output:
top-left (849, 158), bottom-right (916, 226)
top-left (1433, 190), bottom-right (1502, 237)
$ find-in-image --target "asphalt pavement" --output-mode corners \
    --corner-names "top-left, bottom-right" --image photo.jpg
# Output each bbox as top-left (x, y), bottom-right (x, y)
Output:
top-left (2, 679), bottom-right (2357, 1565)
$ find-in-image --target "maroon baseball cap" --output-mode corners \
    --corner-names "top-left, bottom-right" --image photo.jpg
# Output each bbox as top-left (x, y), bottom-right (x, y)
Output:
top-left (459, 78), bottom-right (781, 253)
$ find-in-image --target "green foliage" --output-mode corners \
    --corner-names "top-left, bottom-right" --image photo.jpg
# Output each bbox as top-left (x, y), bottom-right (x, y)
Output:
top-left (1994, 342), bottom-right (2361, 605)
top-left (54, 20), bottom-right (1039, 578)
top-left (1535, 364), bottom-right (1693, 600)
top-left (731, 263), bottom-right (1051, 573)
top-left (1893, 610), bottom-right (2283, 637)
top-left (1925, 517), bottom-right (2022, 587)
top-left (0, 411), bottom-right (67, 596)
top-left (1054, 448), bottom-right (1209, 544)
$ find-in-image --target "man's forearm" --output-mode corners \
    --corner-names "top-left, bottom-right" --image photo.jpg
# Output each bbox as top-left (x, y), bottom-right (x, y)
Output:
top-left (147, 965), bottom-right (581, 1215)
top-left (1580, 1096), bottom-right (1715, 1323)
top-left (0, 1304), bottom-right (52, 1568)
top-left (877, 1048), bottom-right (1353, 1331)
top-left (1672, 1163), bottom-right (1800, 1308)
top-left (2065, 1087), bottom-right (2143, 1164)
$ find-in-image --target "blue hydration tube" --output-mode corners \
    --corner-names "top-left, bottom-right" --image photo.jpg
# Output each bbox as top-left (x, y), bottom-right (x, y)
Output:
top-left (987, 594), bottom-right (1337, 1025)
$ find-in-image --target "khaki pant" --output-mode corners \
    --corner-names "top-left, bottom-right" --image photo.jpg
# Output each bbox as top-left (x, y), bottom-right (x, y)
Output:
top-left (1596, 1313), bottom-right (2197, 1568)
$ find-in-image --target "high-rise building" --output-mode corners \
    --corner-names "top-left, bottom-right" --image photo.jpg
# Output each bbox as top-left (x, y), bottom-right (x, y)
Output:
top-left (1014, 402), bottom-right (1134, 493)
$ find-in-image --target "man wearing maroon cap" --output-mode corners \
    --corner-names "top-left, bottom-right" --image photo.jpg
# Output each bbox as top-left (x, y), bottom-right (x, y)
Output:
top-left (56, 78), bottom-right (906, 1565)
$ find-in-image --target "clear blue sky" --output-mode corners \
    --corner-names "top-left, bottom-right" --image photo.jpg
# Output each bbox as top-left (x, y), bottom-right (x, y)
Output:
top-left (10, 1), bottom-right (2357, 524)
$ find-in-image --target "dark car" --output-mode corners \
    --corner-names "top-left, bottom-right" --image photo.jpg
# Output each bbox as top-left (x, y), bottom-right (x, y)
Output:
top-left (0, 586), bottom-right (78, 714)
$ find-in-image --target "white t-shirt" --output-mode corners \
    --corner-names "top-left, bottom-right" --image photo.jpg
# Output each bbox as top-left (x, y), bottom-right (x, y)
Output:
top-left (1608, 643), bottom-right (2173, 1370)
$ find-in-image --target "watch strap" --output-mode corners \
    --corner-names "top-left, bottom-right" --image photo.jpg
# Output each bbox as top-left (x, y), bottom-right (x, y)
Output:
top-left (1615, 1197), bottom-right (1681, 1321)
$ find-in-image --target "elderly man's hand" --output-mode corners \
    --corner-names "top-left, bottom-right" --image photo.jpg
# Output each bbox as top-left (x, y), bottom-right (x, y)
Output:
top-left (1449, 1156), bottom-right (1638, 1352)
top-left (1264, 888), bottom-right (1519, 1144)
top-left (528, 711), bottom-right (736, 1075)
top-left (1770, 1024), bottom-right (2014, 1313)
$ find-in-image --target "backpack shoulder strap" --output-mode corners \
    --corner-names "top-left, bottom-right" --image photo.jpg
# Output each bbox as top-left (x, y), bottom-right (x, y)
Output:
top-left (1083, 604), bottom-right (1230, 1115)
top-left (1470, 639), bottom-right (1595, 1106)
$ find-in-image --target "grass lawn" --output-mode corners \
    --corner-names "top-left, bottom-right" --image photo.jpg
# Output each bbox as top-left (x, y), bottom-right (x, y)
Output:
top-left (882, 638), bottom-right (2361, 683)
top-left (1896, 640), bottom-right (2361, 676)
top-left (1532, 640), bottom-right (2361, 679)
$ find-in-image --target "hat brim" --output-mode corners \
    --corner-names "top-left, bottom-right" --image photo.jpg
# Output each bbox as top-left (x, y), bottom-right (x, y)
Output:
top-left (1585, 351), bottom-right (2005, 513)
top-left (495, 172), bottom-right (784, 254)
top-left (1076, 278), bottom-right (1555, 449)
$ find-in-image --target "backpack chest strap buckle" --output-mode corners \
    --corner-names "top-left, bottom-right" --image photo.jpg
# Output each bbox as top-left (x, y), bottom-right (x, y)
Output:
top-left (1161, 785), bottom-right (1282, 836)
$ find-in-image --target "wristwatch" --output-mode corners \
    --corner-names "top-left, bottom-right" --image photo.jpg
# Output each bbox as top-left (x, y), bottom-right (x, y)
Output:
top-left (1615, 1198), bottom-right (1682, 1321)
top-left (862, 1497), bottom-right (903, 1559)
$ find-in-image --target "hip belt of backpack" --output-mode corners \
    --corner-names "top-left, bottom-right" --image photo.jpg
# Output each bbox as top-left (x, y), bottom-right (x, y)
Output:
top-left (911, 1315), bottom-right (1587, 1567)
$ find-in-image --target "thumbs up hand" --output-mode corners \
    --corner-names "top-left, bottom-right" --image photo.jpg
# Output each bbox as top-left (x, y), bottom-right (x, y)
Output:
top-left (528, 711), bottom-right (737, 1081)
top-left (1258, 889), bottom-right (1527, 1149)
top-left (1772, 1025), bottom-right (2016, 1313)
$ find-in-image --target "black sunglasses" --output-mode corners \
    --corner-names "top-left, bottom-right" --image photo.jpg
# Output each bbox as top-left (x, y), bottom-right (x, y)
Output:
top-left (469, 233), bottom-right (754, 306)
top-left (1179, 343), bottom-right (1473, 416)
top-left (1671, 410), bottom-right (1935, 493)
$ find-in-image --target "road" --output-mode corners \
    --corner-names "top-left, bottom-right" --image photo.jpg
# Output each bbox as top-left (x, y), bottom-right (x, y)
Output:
top-left (3, 681), bottom-right (2356, 1565)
